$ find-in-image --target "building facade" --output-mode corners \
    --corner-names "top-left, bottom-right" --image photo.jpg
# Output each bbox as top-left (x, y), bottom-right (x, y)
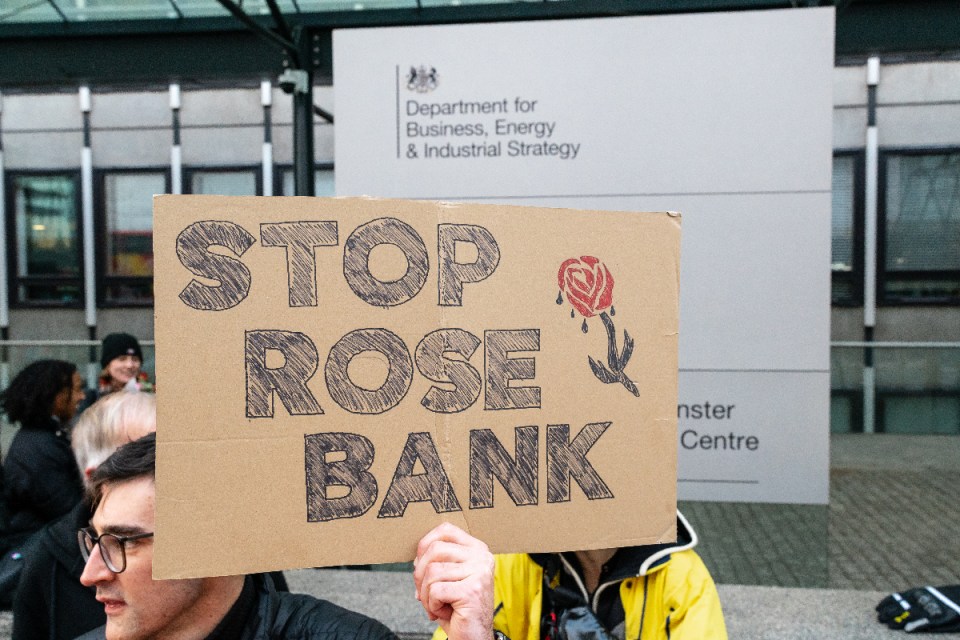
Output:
top-left (0, 1), bottom-right (958, 434)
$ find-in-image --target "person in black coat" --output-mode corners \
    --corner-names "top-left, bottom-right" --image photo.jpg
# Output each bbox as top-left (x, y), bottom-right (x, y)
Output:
top-left (11, 502), bottom-right (98, 636)
top-left (11, 392), bottom-right (157, 640)
top-left (1, 360), bottom-right (86, 551)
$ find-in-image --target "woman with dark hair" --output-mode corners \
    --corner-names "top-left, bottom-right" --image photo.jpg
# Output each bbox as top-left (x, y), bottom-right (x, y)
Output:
top-left (0, 360), bottom-right (86, 551)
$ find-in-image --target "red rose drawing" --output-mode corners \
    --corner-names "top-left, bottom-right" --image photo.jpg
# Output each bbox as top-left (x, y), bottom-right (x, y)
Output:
top-left (555, 256), bottom-right (638, 398)
top-left (557, 256), bottom-right (614, 318)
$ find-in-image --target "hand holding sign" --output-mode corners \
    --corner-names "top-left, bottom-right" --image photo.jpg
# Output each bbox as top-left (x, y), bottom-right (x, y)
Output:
top-left (415, 522), bottom-right (495, 640)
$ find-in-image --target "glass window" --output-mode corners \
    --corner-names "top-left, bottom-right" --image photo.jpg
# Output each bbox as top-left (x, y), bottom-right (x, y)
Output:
top-left (190, 170), bottom-right (257, 196)
top-left (830, 392), bottom-right (862, 434)
top-left (832, 156), bottom-right (855, 273)
top-left (281, 168), bottom-right (335, 196)
top-left (11, 174), bottom-right (82, 304)
top-left (881, 396), bottom-right (960, 434)
top-left (102, 171), bottom-right (166, 304)
top-left (831, 154), bottom-right (860, 305)
top-left (883, 152), bottom-right (960, 303)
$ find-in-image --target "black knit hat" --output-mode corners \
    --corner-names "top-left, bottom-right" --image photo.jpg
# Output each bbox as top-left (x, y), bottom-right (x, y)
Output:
top-left (100, 332), bottom-right (143, 369)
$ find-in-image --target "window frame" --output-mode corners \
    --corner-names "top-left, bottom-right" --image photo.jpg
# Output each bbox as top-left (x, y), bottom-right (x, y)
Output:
top-left (183, 165), bottom-right (262, 197)
top-left (830, 389), bottom-right (864, 434)
top-left (274, 163), bottom-right (336, 197)
top-left (877, 390), bottom-right (960, 434)
top-left (5, 169), bottom-right (85, 309)
top-left (94, 167), bottom-right (170, 308)
top-left (832, 149), bottom-right (865, 307)
top-left (877, 146), bottom-right (960, 307)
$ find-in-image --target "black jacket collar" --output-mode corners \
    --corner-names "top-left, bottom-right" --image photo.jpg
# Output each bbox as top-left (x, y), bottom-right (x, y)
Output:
top-left (528, 512), bottom-right (695, 582)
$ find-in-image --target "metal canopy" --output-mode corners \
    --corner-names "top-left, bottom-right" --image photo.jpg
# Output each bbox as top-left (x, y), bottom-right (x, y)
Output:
top-left (1, 1), bottom-right (407, 23)
top-left (0, 0), bottom-right (960, 91)
top-left (0, 0), bottom-right (826, 25)
top-left (0, 0), bottom-right (958, 88)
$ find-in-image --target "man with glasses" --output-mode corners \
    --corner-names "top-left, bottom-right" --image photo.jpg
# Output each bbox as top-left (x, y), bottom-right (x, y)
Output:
top-left (75, 433), bottom-right (495, 640)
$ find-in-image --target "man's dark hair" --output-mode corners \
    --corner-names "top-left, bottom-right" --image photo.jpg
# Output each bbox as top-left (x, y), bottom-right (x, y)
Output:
top-left (89, 432), bottom-right (156, 507)
top-left (0, 359), bottom-right (77, 427)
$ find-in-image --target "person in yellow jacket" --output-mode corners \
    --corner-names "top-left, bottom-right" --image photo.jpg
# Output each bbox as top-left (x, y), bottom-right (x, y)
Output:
top-left (433, 511), bottom-right (726, 640)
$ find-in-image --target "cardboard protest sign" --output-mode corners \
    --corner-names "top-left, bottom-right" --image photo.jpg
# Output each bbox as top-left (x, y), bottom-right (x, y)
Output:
top-left (153, 195), bottom-right (680, 579)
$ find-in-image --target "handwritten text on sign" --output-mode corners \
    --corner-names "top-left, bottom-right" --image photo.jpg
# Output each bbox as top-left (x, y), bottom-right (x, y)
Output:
top-left (153, 196), bottom-right (680, 577)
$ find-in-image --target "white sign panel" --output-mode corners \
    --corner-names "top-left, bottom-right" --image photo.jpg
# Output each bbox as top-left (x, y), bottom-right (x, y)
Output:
top-left (334, 7), bottom-right (834, 504)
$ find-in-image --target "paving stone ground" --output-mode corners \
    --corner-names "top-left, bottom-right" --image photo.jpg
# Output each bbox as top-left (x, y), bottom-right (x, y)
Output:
top-left (828, 468), bottom-right (960, 590)
top-left (685, 434), bottom-right (960, 591)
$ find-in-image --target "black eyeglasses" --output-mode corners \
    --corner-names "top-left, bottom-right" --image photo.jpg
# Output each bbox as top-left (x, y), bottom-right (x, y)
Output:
top-left (78, 526), bottom-right (154, 574)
